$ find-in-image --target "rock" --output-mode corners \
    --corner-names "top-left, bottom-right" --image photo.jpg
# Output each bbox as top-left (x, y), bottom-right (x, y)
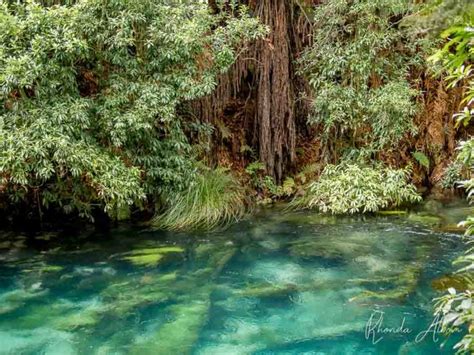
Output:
top-left (121, 246), bottom-right (184, 267)
top-left (130, 297), bottom-right (210, 354)
top-left (431, 274), bottom-right (473, 292)
top-left (407, 213), bottom-right (442, 226)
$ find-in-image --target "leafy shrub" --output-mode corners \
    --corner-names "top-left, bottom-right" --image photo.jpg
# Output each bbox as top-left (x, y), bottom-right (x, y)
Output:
top-left (291, 164), bottom-right (421, 214)
top-left (429, 11), bottom-right (474, 353)
top-left (245, 161), bottom-right (297, 200)
top-left (0, 1), bottom-right (264, 219)
top-left (299, 0), bottom-right (426, 158)
top-left (152, 168), bottom-right (247, 230)
top-left (442, 161), bottom-right (464, 189)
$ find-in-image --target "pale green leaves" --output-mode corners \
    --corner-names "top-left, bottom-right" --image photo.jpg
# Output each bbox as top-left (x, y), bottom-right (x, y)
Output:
top-left (292, 163), bottom-right (421, 214)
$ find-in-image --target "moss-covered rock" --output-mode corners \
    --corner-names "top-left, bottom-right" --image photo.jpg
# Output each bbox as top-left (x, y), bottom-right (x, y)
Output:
top-left (376, 210), bottom-right (408, 216)
top-left (237, 282), bottom-right (298, 298)
top-left (0, 288), bottom-right (49, 315)
top-left (349, 264), bottom-right (422, 303)
top-left (121, 246), bottom-right (184, 267)
top-left (130, 299), bottom-right (210, 355)
top-left (431, 274), bottom-right (473, 292)
top-left (407, 213), bottom-right (442, 226)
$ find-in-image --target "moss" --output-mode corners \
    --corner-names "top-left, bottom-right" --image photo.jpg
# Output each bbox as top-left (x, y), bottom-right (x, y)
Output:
top-left (123, 254), bottom-right (164, 267)
top-left (433, 223), bottom-right (466, 234)
top-left (349, 264), bottom-right (422, 303)
top-left (130, 299), bottom-right (210, 355)
top-left (407, 213), bottom-right (442, 226)
top-left (40, 265), bottom-right (63, 273)
top-left (431, 274), bottom-right (473, 292)
top-left (121, 247), bottom-right (184, 267)
top-left (237, 282), bottom-right (298, 298)
top-left (376, 210), bottom-right (408, 215)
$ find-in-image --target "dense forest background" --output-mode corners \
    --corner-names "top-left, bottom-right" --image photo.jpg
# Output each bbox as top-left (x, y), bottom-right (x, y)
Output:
top-left (0, 0), bottom-right (472, 229)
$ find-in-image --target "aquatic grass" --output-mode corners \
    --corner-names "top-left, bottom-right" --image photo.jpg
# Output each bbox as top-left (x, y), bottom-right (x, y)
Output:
top-left (152, 168), bottom-right (247, 231)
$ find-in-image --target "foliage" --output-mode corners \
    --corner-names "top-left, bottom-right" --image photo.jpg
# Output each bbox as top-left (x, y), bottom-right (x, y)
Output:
top-left (299, 0), bottom-right (427, 159)
top-left (291, 163), bottom-right (421, 214)
top-left (442, 161), bottom-right (464, 189)
top-left (430, 7), bottom-right (474, 354)
top-left (412, 151), bottom-right (430, 170)
top-left (0, 0), bottom-right (264, 219)
top-left (245, 161), bottom-right (300, 201)
top-left (434, 252), bottom-right (474, 354)
top-left (152, 167), bottom-right (247, 230)
top-left (430, 14), bottom-right (474, 128)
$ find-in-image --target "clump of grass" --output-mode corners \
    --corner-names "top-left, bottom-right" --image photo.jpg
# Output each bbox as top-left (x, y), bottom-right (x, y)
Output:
top-left (152, 168), bottom-right (247, 230)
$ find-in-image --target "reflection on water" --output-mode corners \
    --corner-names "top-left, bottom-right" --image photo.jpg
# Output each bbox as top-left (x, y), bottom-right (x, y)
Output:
top-left (0, 202), bottom-right (469, 354)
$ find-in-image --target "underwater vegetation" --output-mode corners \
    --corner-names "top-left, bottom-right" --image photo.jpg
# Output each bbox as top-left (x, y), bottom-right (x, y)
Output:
top-left (0, 206), bottom-right (468, 354)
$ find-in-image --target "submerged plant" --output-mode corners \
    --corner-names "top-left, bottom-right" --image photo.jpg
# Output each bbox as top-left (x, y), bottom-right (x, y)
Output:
top-left (152, 168), bottom-right (247, 230)
top-left (291, 164), bottom-right (421, 214)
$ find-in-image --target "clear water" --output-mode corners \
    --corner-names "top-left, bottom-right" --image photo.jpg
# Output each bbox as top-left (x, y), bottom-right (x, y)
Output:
top-left (0, 203), bottom-right (470, 355)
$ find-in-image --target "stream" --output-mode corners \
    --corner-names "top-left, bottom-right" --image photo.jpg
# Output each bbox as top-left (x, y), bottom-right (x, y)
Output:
top-left (0, 202), bottom-right (470, 354)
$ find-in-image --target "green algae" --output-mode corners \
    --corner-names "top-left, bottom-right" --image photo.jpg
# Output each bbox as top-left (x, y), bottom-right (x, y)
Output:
top-left (349, 264), bottom-right (422, 303)
top-left (128, 244), bottom-right (238, 354)
top-left (289, 231), bottom-right (375, 260)
top-left (130, 299), bottom-right (210, 355)
top-left (376, 210), bottom-right (408, 215)
top-left (53, 308), bottom-right (103, 330)
top-left (0, 288), bottom-right (49, 315)
top-left (0, 207), bottom-right (465, 354)
top-left (237, 282), bottom-right (299, 298)
top-left (431, 273), bottom-right (474, 292)
top-left (101, 276), bottom-right (172, 315)
top-left (121, 246), bottom-right (184, 267)
top-left (123, 253), bottom-right (164, 267)
top-left (39, 265), bottom-right (63, 273)
top-left (407, 213), bottom-right (443, 226)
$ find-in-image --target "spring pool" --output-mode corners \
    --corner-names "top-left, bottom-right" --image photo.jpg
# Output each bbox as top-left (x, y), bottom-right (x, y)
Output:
top-left (0, 204), bottom-right (469, 354)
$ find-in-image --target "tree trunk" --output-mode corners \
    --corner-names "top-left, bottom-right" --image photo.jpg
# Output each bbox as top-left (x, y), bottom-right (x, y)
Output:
top-left (253, 0), bottom-right (295, 182)
top-left (196, 0), bottom-right (311, 182)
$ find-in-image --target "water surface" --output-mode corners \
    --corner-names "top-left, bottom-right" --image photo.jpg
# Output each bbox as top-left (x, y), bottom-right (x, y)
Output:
top-left (0, 203), bottom-right (469, 354)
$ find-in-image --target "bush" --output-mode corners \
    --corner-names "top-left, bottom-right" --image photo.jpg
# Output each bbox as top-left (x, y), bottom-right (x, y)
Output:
top-left (0, 1), bottom-right (264, 219)
top-left (291, 164), bottom-right (421, 214)
top-left (299, 0), bottom-right (426, 158)
top-left (152, 168), bottom-right (247, 230)
top-left (429, 12), bottom-right (474, 353)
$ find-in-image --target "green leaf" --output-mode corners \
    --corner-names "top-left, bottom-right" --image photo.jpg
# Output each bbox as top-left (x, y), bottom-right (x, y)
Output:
top-left (412, 152), bottom-right (430, 170)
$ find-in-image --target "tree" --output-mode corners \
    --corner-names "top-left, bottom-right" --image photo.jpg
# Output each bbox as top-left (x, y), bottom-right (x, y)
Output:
top-left (0, 0), bottom-right (264, 220)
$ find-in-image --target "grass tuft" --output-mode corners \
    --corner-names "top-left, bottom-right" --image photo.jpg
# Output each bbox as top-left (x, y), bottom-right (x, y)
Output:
top-left (152, 167), bottom-right (247, 231)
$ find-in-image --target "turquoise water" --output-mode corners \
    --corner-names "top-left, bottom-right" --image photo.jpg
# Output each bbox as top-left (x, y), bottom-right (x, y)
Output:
top-left (0, 204), bottom-right (469, 354)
